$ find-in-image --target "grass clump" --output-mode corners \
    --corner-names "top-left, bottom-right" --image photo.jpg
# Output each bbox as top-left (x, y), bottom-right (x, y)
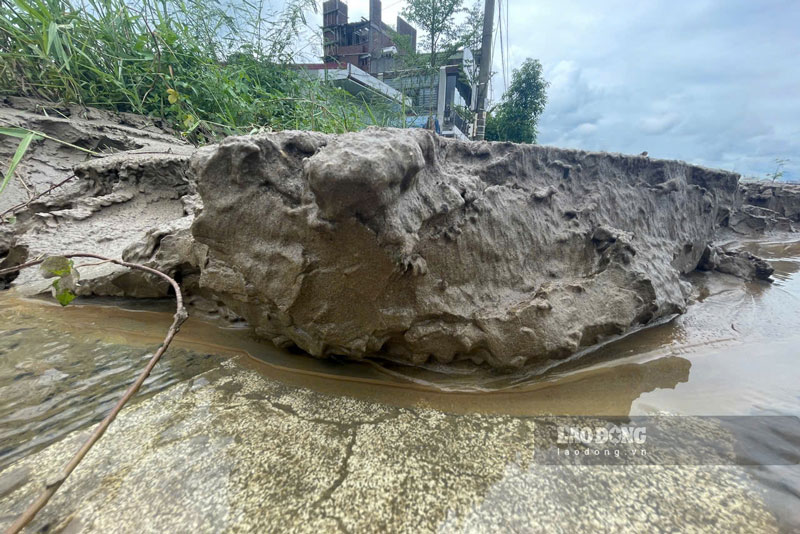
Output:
top-left (0, 0), bottom-right (392, 140)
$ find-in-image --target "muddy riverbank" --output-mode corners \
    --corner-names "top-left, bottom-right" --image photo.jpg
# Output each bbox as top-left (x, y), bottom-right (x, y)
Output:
top-left (3, 97), bottom-right (796, 370)
top-left (2, 97), bottom-right (800, 533)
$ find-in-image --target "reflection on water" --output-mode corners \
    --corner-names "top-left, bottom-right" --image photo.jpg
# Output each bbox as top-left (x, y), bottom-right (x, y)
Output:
top-left (0, 298), bottom-right (226, 470)
top-left (2, 240), bottom-right (799, 421)
top-left (0, 294), bottom-right (694, 423)
top-left (240, 352), bottom-right (692, 417)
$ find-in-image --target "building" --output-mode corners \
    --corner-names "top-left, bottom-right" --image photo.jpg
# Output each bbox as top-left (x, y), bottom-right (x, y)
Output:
top-left (382, 49), bottom-right (477, 139)
top-left (322, 0), bottom-right (416, 75)
top-left (321, 0), bottom-right (476, 139)
top-left (294, 62), bottom-right (412, 109)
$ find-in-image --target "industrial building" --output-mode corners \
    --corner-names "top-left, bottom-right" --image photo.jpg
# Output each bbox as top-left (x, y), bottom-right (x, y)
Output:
top-left (321, 0), bottom-right (476, 139)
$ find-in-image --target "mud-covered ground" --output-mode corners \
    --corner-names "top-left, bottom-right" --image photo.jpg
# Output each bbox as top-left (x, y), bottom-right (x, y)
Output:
top-left (0, 97), bottom-right (209, 305)
top-left (3, 96), bottom-right (797, 368)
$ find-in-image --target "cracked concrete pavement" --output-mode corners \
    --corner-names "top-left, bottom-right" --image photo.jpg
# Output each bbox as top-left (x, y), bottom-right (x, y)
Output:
top-left (0, 357), bottom-right (780, 533)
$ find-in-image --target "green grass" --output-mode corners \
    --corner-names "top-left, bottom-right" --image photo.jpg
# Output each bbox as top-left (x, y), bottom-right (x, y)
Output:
top-left (0, 126), bottom-right (41, 196)
top-left (0, 0), bottom-right (396, 141)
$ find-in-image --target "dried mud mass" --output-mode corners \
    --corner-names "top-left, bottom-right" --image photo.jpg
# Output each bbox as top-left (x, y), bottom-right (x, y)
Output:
top-left (0, 97), bottom-right (202, 300)
top-left (732, 181), bottom-right (800, 234)
top-left (191, 128), bottom-right (776, 368)
top-left (740, 181), bottom-right (800, 221)
top-left (1, 98), bottom-right (796, 369)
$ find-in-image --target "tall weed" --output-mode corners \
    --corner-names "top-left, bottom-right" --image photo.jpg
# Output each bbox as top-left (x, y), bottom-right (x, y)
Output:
top-left (0, 0), bottom-right (395, 139)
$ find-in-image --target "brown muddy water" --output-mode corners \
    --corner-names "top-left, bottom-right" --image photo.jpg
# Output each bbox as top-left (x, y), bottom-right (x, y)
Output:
top-left (1, 237), bottom-right (799, 532)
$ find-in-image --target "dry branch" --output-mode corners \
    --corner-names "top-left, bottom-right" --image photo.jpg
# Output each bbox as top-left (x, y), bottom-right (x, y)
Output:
top-left (0, 173), bottom-right (77, 222)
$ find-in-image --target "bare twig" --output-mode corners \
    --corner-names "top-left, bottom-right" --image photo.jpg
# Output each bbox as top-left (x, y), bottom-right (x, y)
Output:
top-left (16, 170), bottom-right (34, 199)
top-left (0, 173), bottom-right (77, 222)
top-left (0, 254), bottom-right (188, 534)
top-left (75, 259), bottom-right (114, 268)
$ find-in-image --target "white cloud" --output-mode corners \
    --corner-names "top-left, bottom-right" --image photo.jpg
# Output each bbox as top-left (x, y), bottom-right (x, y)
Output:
top-left (638, 114), bottom-right (680, 135)
top-left (573, 122), bottom-right (598, 136)
top-left (494, 0), bottom-right (800, 180)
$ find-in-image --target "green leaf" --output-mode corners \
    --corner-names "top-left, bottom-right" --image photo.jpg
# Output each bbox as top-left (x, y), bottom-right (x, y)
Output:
top-left (47, 21), bottom-right (58, 55)
top-left (53, 279), bottom-right (77, 306)
top-left (43, 258), bottom-right (80, 307)
top-left (1, 131), bottom-right (40, 197)
top-left (40, 256), bottom-right (73, 278)
top-left (0, 127), bottom-right (38, 139)
top-left (2, 126), bottom-right (97, 155)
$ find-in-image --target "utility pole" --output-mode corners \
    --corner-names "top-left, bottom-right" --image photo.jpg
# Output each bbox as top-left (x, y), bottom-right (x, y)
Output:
top-left (474, 0), bottom-right (495, 140)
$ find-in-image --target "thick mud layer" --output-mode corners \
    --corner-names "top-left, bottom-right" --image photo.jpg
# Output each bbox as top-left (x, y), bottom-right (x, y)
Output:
top-left (740, 181), bottom-right (800, 222)
top-left (3, 98), bottom-right (789, 372)
top-left (191, 128), bottom-right (776, 369)
top-left (0, 96), bottom-right (198, 299)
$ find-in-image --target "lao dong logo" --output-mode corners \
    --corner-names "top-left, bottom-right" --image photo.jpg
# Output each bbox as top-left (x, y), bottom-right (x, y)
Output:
top-left (557, 424), bottom-right (647, 445)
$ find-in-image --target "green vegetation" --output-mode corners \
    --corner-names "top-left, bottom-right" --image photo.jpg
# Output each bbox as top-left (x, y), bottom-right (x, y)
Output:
top-left (390, 0), bottom-right (482, 120)
top-left (401, 0), bottom-right (467, 69)
top-left (767, 157), bottom-right (789, 182)
top-left (1, 0), bottom-right (548, 148)
top-left (39, 255), bottom-right (79, 306)
top-left (0, 0), bottom-right (395, 142)
top-left (0, 126), bottom-right (40, 197)
top-left (486, 58), bottom-right (548, 144)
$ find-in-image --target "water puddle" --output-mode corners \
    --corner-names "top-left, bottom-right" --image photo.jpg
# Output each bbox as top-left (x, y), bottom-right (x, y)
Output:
top-left (3, 239), bottom-right (800, 423)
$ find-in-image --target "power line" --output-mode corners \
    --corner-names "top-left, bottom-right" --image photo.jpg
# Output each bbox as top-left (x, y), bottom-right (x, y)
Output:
top-left (498, 0), bottom-right (507, 93)
top-left (505, 0), bottom-right (510, 91)
top-left (490, 0), bottom-right (500, 102)
top-left (383, 0), bottom-right (405, 10)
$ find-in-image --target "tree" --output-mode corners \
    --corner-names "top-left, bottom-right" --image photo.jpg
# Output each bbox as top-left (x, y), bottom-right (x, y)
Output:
top-left (486, 58), bottom-right (548, 144)
top-left (454, 1), bottom-right (483, 85)
top-left (401, 0), bottom-right (466, 69)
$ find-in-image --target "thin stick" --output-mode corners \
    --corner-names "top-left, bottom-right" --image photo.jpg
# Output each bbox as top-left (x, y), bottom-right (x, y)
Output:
top-left (0, 254), bottom-right (188, 534)
top-left (16, 170), bottom-right (34, 198)
top-left (0, 174), bottom-right (77, 222)
top-left (74, 259), bottom-right (114, 268)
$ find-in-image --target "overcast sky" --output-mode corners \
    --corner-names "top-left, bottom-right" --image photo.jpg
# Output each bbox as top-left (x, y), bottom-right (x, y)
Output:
top-left (325, 0), bottom-right (799, 180)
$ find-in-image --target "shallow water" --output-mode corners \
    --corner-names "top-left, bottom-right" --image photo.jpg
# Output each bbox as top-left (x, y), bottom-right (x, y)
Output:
top-left (1, 237), bottom-right (799, 532)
